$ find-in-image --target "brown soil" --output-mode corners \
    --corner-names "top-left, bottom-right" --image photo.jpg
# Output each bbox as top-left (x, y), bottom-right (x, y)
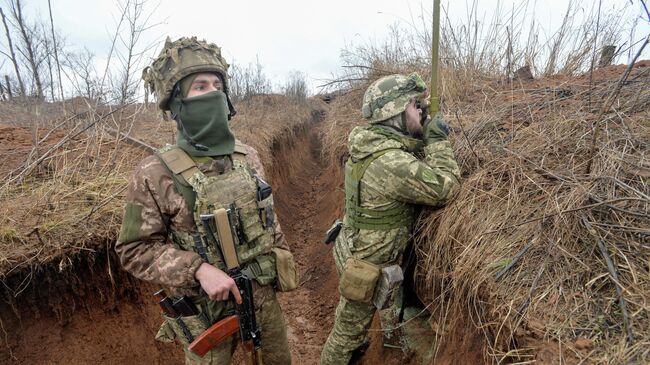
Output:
top-left (0, 112), bottom-right (424, 364)
top-left (0, 123), bottom-right (68, 177)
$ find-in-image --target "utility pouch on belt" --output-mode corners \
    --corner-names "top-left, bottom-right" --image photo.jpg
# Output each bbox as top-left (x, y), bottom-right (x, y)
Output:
top-left (245, 254), bottom-right (277, 286)
top-left (154, 290), bottom-right (210, 345)
top-left (339, 257), bottom-right (381, 303)
top-left (372, 264), bottom-right (404, 310)
top-left (272, 247), bottom-right (299, 292)
top-left (158, 313), bottom-right (209, 345)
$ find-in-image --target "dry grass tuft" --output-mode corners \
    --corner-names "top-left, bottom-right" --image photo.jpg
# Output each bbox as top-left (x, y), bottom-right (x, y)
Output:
top-left (419, 64), bottom-right (649, 362)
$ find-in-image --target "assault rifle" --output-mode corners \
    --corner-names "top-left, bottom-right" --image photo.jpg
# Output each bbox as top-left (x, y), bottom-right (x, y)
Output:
top-left (196, 206), bottom-right (263, 365)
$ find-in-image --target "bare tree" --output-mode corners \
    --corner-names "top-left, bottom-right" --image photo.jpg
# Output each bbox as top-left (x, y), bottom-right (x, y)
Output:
top-left (112, 0), bottom-right (158, 105)
top-left (0, 6), bottom-right (24, 97)
top-left (283, 71), bottom-right (308, 100)
top-left (9, 0), bottom-right (44, 99)
top-left (47, 0), bottom-right (64, 103)
top-left (229, 57), bottom-right (272, 101)
top-left (62, 48), bottom-right (100, 100)
top-left (42, 25), bottom-right (55, 101)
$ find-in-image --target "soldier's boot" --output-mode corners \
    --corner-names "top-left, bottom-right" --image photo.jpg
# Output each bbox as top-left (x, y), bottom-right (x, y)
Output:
top-left (349, 338), bottom-right (370, 364)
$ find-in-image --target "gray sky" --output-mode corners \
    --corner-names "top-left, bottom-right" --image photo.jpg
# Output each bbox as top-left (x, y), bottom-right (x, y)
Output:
top-left (17, 0), bottom-right (650, 94)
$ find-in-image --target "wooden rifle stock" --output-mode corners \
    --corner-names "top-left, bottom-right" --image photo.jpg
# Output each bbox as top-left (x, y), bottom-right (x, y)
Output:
top-left (188, 315), bottom-right (240, 357)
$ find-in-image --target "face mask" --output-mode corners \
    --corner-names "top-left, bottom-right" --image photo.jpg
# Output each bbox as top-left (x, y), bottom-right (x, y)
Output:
top-left (168, 90), bottom-right (235, 157)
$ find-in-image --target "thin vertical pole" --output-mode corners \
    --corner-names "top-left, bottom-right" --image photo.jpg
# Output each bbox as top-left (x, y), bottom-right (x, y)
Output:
top-left (430, 0), bottom-right (441, 115)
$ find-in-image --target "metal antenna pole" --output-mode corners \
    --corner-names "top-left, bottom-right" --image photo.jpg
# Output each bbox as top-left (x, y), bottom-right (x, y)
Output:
top-left (430, 0), bottom-right (441, 115)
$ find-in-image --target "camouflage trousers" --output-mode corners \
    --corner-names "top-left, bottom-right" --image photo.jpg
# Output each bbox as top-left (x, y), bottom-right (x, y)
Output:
top-left (320, 229), bottom-right (406, 365)
top-left (320, 295), bottom-right (376, 365)
top-left (157, 284), bottom-right (291, 365)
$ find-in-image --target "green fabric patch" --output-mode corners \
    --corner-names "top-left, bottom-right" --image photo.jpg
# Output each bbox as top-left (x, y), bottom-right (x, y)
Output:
top-left (191, 155), bottom-right (214, 164)
top-left (421, 169), bottom-right (436, 183)
top-left (118, 202), bottom-right (143, 243)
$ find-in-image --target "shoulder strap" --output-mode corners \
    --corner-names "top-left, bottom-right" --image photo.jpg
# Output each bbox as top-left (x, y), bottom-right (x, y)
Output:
top-left (158, 146), bottom-right (201, 182)
top-left (233, 140), bottom-right (248, 163)
top-left (350, 149), bottom-right (395, 186)
top-left (154, 145), bottom-right (198, 214)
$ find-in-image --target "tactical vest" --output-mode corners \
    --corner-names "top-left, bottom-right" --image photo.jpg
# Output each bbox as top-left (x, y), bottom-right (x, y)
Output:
top-left (155, 144), bottom-right (275, 273)
top-left (344, 127), bottom-right (416, 230)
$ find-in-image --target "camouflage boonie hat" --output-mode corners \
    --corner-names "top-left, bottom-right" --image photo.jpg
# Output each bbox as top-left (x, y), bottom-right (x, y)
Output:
top-left (361, 72), bottom-right (428, 123)
top-left (142, 36), bottom-right (230, 111)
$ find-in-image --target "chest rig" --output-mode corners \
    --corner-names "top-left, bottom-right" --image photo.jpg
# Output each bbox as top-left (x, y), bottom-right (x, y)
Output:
top-left (156, 144), bottom-right (275, 270)
top-left (344, 126), bottom-right (417, 231)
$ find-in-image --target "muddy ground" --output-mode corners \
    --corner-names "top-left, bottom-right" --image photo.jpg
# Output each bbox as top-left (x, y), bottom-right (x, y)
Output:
top-left (0, 117), bottom-right (416, 364)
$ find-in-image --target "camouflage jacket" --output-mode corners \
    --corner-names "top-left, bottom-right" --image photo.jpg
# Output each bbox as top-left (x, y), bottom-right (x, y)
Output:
top-left (115, 141), bottom-right (289, 297)
top-left (334, 125), bottom-right (460, 269)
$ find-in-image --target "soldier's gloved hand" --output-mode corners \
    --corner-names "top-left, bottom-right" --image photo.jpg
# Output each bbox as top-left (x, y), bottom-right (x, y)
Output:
top-left (195, 263), bottom-right (242, 304)
top-left (423, 113), bottom-right (450, 144)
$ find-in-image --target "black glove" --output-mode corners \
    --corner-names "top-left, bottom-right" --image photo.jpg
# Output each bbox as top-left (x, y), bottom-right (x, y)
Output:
top-left (423, 113), bottom-right (450, 144)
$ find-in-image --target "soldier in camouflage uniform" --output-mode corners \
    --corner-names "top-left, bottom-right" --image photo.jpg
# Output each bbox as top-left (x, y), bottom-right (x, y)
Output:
top-left (320, 72), bottom-right (460, 364)
top-left (116, 37), bottom-right (295, 364)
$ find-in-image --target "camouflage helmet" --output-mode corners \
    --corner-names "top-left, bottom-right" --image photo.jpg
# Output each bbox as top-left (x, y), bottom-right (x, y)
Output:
top-left (361, 72), bottom-right (428, 123)
top-left (142, 36), bottom-right (230, 111)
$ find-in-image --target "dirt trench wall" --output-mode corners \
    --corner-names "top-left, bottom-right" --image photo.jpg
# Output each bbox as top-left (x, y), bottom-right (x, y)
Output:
top-left (0, 247), bottom-right (183, 364)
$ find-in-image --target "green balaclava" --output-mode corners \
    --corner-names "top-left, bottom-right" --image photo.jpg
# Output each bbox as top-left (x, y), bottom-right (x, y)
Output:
top-left (168, 73), bottom-right (235, 157)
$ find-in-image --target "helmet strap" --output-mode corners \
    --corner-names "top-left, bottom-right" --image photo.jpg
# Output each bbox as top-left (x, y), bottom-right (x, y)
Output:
top-left (400, 112), bottom-right (407, 133)
top-left (226, 95), bottom-right (237, 120)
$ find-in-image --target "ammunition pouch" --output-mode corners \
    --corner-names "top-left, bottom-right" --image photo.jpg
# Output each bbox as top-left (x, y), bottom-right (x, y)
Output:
top-left (339, 257), bottom-right (381, 303)
top-left (243, 249), bottom-right (298, 291)
top-left (156, 313), bottom-right (209, 346)
top-left (237, 199), bottom-right (266, 245)
top-left (272, 247), bottom-right (299, 292)
top-left (155, 320), bottom-right (176, 343)
top-left (245, 254), bottom-right (277, 286)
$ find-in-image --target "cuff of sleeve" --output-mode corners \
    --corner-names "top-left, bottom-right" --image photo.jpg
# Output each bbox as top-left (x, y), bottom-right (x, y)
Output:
top-left (423, 139), bottom-right (451, 152)
top-left (187, 255), bottom-right (205, 286)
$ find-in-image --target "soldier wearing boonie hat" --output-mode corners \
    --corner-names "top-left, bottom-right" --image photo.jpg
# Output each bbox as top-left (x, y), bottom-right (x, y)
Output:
top-left (116, 37), bottom-right (296, 364)
top-left (320, 72), bottom-right (461, 364)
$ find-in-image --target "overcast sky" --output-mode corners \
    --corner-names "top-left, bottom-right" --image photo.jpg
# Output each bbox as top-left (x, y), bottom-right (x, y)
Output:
top-left (15, 0), bottom-right (650, 94)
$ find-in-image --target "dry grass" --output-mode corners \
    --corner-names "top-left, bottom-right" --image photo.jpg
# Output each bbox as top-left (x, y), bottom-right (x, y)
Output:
top-left (418, 63), bottom-right (650, 363)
